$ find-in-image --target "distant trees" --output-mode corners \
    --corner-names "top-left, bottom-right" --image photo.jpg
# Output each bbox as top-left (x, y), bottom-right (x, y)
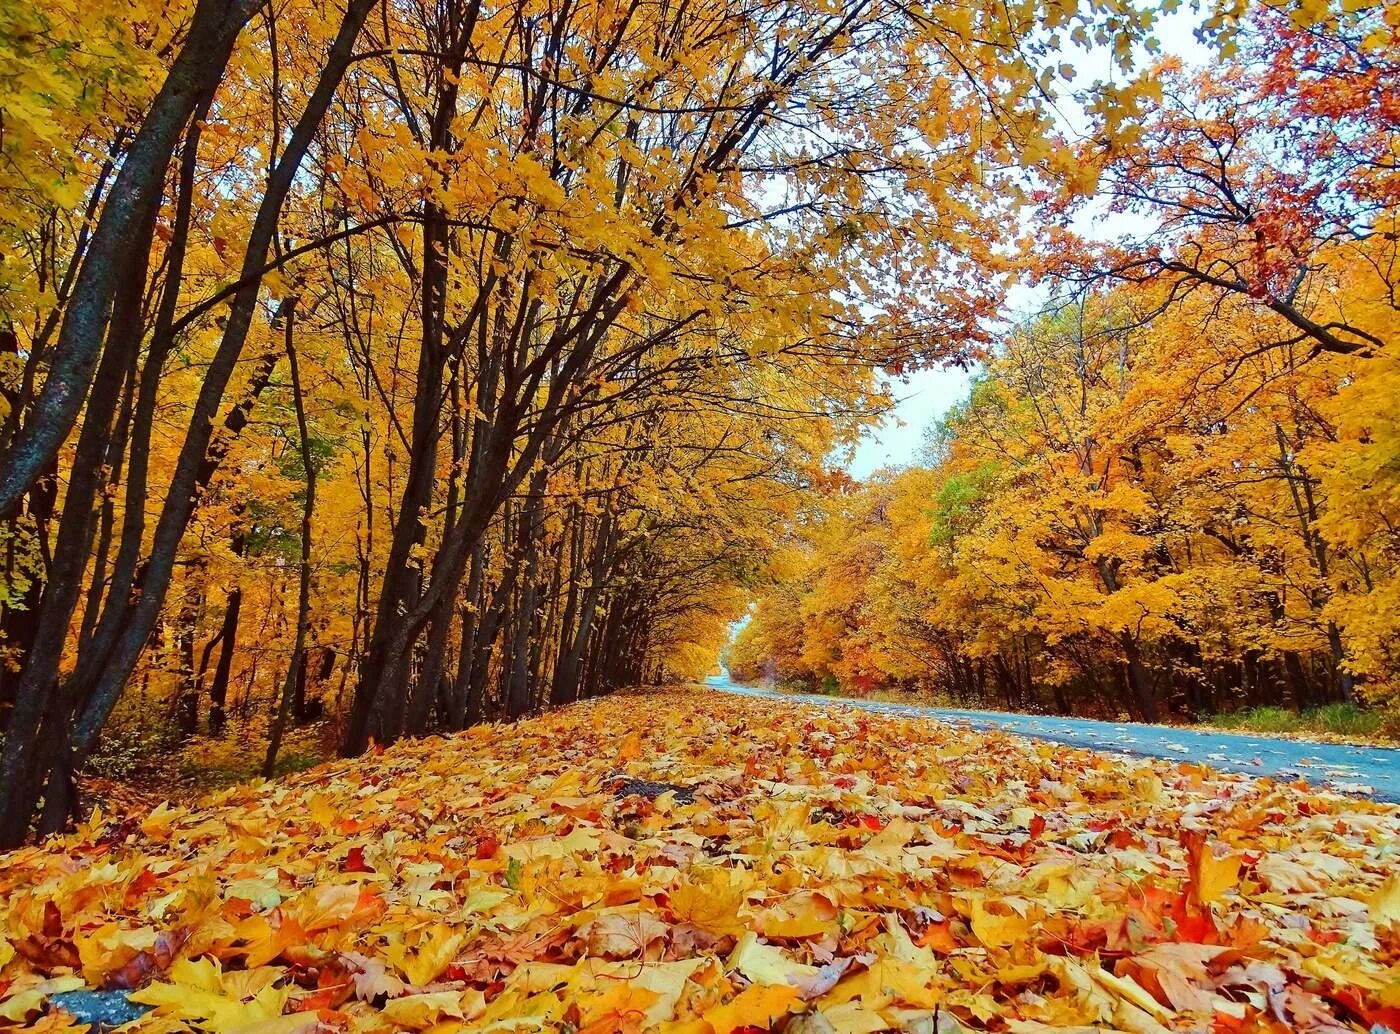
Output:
top-left (732, 278), bottom-right (1397, 719)
top-left (732, 4), bottom-right (1399, 721)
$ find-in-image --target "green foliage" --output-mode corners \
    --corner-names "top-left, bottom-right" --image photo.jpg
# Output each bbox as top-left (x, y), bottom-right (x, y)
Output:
top-left (1204, 703), bottom-right (1390, 740)
top-left (929, 463), bottom-right (998, 549)
top-left (86, 695), bottom-right (184, 781)
top-left (87, 691), bottom-right (335, 789)
top-left (244, 497), bottom-right (304, 563)
top-left (184, 746), bottom-right (325, 789)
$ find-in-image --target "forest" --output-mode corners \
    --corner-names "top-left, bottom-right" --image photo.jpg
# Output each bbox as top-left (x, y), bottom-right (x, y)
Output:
top-left (0, 0), bottom-right (1396, 853)
top-left (729, 34), bottom-right (1400, 729)
top-left (728, 285), bottom-right (1399, 724)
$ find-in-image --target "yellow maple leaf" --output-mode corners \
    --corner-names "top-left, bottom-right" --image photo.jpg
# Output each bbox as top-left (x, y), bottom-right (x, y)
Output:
top-left (616, 732), bottom-right (644, 762)
top-left (1369, 874), bottom-right (1400, 926)
top-left (384, 923), bottom-right (465, 986)
top-left (821, 958), bottom-right (942, 1010)
top-left (129, 957), bottom-right (288, 1033)
top-left (1184, 834), bottom-right (1242, 907)
top-left (381, 990), bottom-right (469, 1028)
top-left (729, 931), bottom-right (821, 986)
top-left (669, 867), bottom-right (751, 935)
top-left (576, 981), bottom-right (662, 1028)
top-left (703, 984), bottom-right (800, 1034)
top-left (291, 883), bottom-right (382, 932)
top-left (968, 895), bottom-right (1031, 948)
top-left (0, 977), bottom-right (84, 1023)
top-left (757, 891), bottom-right (839, 938)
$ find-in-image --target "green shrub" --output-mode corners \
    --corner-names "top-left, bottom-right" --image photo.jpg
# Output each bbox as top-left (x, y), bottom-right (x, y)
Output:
top-left (1308, 702), bottom-right (1384, 737)
top-left (87, 697), bottom-right (183, 781)
top-left (1204, 702), bottom-right (1387, 740)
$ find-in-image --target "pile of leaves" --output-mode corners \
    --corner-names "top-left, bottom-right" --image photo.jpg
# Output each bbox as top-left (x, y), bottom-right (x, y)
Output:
top-left (2, 689), bottom-right (1398, 1033)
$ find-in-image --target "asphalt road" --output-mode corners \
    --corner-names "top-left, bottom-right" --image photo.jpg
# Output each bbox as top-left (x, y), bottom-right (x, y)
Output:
top-left (706, 675), bottom-right (1400, 803)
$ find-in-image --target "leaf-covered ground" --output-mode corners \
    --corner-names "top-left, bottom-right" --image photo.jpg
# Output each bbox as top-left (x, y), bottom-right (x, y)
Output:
top-left (3, 689), bottom-right (1398, 1034)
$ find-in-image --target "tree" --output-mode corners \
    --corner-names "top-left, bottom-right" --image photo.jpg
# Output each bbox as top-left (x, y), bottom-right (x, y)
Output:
top-left (0, 0), bottom-right (380, 845)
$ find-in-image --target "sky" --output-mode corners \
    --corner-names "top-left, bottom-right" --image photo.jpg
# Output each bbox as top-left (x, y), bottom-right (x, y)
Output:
top-left (844, 9), bottom-right (1213, 480)
top-left (846, 366), bottom-right (977, 477)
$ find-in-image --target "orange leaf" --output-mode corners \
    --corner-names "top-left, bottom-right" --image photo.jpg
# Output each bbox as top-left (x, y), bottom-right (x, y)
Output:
top-left (703, 984), bottom-right (800, 1034)
top-left (1183, 832), bottom-right (1242, 907)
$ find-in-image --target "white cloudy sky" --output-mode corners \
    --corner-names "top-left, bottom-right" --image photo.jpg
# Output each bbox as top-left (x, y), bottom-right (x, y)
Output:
top-left (844, 10), bottom-right (1212, 479)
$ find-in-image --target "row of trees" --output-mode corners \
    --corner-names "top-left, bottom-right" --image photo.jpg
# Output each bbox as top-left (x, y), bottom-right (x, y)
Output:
top-left (731, 8), bottom-right (1400, 721)
top-left (1, 0), bottom-right (1390, 841)
top-left (731, 287), bottom-right (1397, 719)
top-left (0, 0), bottom-right (1164, 844)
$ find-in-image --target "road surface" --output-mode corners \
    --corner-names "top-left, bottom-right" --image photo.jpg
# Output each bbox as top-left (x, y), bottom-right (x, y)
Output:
top-left (706, 675), bottom-right (1400, 802)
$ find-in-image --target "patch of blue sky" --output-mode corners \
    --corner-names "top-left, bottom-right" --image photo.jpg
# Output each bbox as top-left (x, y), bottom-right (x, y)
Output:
top-left (844, 6), bottom-right (1214, 479)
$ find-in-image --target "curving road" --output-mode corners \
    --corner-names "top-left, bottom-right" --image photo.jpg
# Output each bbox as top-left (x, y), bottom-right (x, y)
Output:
top-left (706, 675), bottom-right (1400, 803)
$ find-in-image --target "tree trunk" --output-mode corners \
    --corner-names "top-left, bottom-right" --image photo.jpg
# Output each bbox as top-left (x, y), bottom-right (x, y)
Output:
top-left (1120, 633), bottom-right (1157, 722)
top-left (264, 308), bottom-right (313, 778)
top-left (207, 585), bottom-right (242, 736)
top-left (0, 0), bottom-right (261, 516)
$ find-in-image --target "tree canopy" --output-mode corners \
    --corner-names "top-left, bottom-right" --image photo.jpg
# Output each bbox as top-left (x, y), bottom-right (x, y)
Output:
top-left (1, 0), bottom-right (1397, 845)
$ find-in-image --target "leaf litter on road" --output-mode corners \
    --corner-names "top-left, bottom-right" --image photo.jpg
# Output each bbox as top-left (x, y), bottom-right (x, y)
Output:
top-left (2, 689), bottom-right (1398, 1033)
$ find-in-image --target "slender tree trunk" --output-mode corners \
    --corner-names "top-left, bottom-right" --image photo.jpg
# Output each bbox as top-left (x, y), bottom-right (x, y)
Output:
top-left (173, 582), bottom-right (203, 736)
top-left (0, 437), bottom-right (55, 722)
top-left (0, 197), bottom-right (158, 845)
top-left (343, 10), bottom-right (472, 750)
top-left (0, 0), bottom-right (261, 516)
top-left (265, 309), bottom-right (313, 778)
top-left (553, 511), bottom-right (613, 705)
top-left (1325, 623), bottom-right (1353, 703)
top-left (77, 0), bottom-right (374, 720)
top-left (466, 572), bottom-right (511, 725)
top-left (0, 0), bottom-right (375, 843)
top-left (450, 542), bottom-right (489, 727)
top-left (207, 583), bottom-right (243, 736)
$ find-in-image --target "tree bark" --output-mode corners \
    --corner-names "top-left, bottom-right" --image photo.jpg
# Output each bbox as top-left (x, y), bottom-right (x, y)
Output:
top-left (264, 307), bottom-right (313, 778)
top-left (0, 0), bottom-right (261, 516)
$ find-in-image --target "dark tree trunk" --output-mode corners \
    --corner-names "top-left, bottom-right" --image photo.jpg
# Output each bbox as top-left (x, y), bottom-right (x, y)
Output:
top-left (1121, 633), bottom-right (1157, 722)
top-left (552, 512), bottom-right (613, 706)
top-left (207, 585), bottom-right (242, 736)
top-left (264, 307), bottom-right (313, 778)
top-left (0, 0), bottom-right (262, 516)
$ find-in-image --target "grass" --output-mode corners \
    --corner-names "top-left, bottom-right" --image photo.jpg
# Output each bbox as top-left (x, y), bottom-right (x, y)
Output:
top-left (769, 679), bottom-right (1398, 745)
top-left (1202, 702), bottom-right (1393, 741)
top-left (179, 746), bottom-right (328, 790)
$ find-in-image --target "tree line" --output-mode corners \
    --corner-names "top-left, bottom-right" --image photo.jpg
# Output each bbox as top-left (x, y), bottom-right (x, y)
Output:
top-left (729, 9), bottom-right (1399, 720)
top-left (0, 0), bottom-right (1128, 844)
top-left (731, 286), bottom-right (1396, 720)
top-left (1, 0), bottom-right (1391, 845)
